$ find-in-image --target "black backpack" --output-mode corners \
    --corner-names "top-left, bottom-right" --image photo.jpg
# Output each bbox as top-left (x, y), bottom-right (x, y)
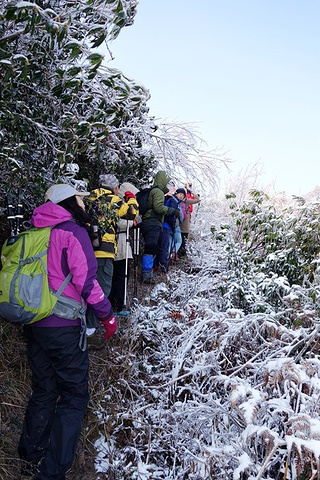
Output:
top-left (136, 187), bottom-right (153, 215)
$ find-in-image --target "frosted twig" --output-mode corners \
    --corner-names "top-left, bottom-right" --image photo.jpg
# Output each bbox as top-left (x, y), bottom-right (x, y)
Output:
top-left (255, 440), bottom-right (285, 479)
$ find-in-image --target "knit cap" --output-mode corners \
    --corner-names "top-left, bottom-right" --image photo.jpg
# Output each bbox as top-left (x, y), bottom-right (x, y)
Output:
top-left (99, 174), bottom-right (119, 189)
top-left (175, 187), bottom-right (186, 197)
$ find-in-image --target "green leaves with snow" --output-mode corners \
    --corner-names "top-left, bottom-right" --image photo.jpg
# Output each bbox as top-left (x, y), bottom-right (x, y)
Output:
top-left (0, 0), bottom-right (150, 234)
top-left (218, 190), bottom-right (320, 324)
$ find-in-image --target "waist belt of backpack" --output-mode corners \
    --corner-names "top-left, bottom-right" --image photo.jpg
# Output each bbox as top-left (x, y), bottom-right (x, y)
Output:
top-left (51, 273), bottom-right (85, 320)
top-left (51, 273), bottom-right (87, 351)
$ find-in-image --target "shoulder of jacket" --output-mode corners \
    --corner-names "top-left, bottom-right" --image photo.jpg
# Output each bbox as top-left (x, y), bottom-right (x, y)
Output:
top-left (51, 222), bottom-right (87, 246)
top-left (89, 187), bottom-right (111, 199)
top-left (53, 219), bottom-right (79, 230)
top-left (152, 186), bottom-right (164, 195)
top-left (110, 194), bottom-right (124, 207)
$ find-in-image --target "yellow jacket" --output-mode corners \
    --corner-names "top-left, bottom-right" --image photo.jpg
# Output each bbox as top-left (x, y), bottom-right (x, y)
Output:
top-left (88, 187), bottom-right (138, 259)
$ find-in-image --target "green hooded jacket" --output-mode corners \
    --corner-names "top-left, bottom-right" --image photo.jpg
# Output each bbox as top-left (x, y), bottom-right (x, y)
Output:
top-left (143, 170), bottom-right (177, 225)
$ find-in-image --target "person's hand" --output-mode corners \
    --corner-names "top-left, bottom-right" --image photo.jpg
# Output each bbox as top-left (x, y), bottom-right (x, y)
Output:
top-left (100, 314), bottom-right (118, 339)
top-left (90, 226), bottom-right (100, 248)
top-left (125, 191), bottom-right (136, 201)
top-left (134, 215), bottom-right (143, 225)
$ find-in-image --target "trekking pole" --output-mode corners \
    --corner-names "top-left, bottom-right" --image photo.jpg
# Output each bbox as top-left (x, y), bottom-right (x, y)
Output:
top-left (133, 223), bottom-right (140, 297)
top-left (15, 189), bottom-right (24, 234)
top-left (118, 221), bottom-right (130, 316)
top-left (133, 226), bottom-right (137, 297)
top-left (6, 194), bottom-right (16, 237)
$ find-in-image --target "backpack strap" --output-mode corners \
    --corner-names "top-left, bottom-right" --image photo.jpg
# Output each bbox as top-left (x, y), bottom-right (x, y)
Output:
top-left (54, 272), bottom-right (73, 296)
top-left (49, 225), bottom-right (87, 350)
top-left (19, 250), bottom-right (47, 266)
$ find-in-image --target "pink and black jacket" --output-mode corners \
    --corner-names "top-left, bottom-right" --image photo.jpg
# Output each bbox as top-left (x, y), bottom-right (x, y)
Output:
top-left (30, 202), bottom-right (112, 327)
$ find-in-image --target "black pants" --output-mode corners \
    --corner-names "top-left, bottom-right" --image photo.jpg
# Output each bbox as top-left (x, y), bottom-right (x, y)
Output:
top-left (140, 221), bottom-right (162, 255)
top-left (153, 228), bottom-right (170, 271)
top-left (18, 326), bottom-right (89, 480)
top-left (109, 259), bottom-right (131, 312)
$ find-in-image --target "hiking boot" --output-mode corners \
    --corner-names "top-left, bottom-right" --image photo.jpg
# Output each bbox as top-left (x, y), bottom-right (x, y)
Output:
top-left (154, 264), bottom-right (167, 273)
top-left (153, 267), bottom-right (167, 281)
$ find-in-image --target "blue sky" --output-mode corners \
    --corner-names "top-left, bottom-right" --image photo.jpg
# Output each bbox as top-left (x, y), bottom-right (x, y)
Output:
top-left (106, 0), bottom-right (320, 195)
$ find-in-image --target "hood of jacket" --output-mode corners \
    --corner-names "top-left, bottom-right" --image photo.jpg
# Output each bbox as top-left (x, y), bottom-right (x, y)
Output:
top-left (153, 170), bottom-right (171, 192)
top-left (31, 202), bottom-right (73, 228)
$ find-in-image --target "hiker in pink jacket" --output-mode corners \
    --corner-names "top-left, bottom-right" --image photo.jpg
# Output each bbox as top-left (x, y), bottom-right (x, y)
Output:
top-left (19, 184), bottom-right (117, 480)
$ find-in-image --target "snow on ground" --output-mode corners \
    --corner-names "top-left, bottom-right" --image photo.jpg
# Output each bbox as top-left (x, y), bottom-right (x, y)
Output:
top-left (92, 200), bottom-right (320, 479)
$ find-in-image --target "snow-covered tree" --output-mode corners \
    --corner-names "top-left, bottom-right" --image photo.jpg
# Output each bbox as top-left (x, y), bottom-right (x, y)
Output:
top-left (0, 0), bottom-right (155, 234)
top-left (0, 0), bottom-right (230, 244)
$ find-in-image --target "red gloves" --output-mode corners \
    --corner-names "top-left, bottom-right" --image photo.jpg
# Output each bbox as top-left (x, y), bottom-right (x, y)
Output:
top-left (125, 191), bottom-right (135, 201)
top-left (100, 314), bottom-right (118, 339)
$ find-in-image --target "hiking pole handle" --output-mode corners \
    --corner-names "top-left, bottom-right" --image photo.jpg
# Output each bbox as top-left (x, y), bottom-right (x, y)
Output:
top-left (6, 195), bottom-right (16, 236)
top-left (15, 201), bottom-right (24, 234)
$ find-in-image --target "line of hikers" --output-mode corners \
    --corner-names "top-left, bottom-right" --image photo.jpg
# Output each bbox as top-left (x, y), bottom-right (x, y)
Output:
top-left (86, 170), bottom-right (201, 313)
top-left (10, 169), bottom-right (199, 480)
top-left (137, 170), bottom-right (200, 285)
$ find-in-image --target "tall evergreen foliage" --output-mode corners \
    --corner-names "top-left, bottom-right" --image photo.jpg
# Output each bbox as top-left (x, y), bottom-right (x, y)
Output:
top-left (0, 0), bottom-right (229, 245)
top-left (0, 0), bottom-right (155, 238)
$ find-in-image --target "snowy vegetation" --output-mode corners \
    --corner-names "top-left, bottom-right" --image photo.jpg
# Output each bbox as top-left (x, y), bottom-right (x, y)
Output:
top-left (0, 0), bottom-right (152, 222)
top-left (87, 197), bottom-right (320, 479)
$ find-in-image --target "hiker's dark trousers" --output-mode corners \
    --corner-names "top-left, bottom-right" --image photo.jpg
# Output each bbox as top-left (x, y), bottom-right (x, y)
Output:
top-left (140, 222), bottom-right (162, 255)
top-left (109, 258), bottom-right (130, 312)
top-left (18, 325), bottom-right (89, 480)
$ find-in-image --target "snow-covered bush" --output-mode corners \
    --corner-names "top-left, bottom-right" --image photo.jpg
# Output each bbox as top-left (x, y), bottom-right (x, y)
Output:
top-left (215, 191), bottom-right (320, 326)
top-left (0, 1), bottom-right (228, 244)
